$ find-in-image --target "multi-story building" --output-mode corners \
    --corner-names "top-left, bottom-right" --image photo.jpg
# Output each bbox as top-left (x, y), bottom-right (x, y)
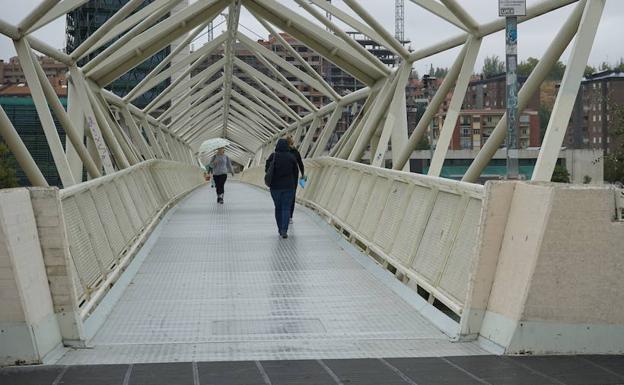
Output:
top-left (431, 74), bottom-right (542, 152)
top-left (432, 109), bottom-right (540, 151)
top-left (462, 73), bottom-right (540, 111)
top-left (0, 56), bottom-right (68, 86)
top-left (66, 0), bottom-right (184, 109)
top-left (566, 70), bottom-right (624, 153)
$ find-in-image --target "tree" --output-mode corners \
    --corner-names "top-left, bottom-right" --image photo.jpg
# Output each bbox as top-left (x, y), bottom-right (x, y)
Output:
top-left (482, 55), bottom-right (505, 79)
top-left (415, 135), bottom-right (430, 151)
top-left (600, 61), bottom-right (612, 72)
top-left (584, 65), bottom-right (597, 78)
top-left (434, 67), bottom-right (448, 78)
top-left (517, 57), bottom-right (539, 77)
top-left (517, 57), bottom-right (566, 80)
top-left (549, 61), bottom-right (566, 80)
top-left (538, 105), bottom-right (551, 141)
top-left (0, 143), bottom-right (19, 189)
top-left (551, 164), bottom-right (571, 183)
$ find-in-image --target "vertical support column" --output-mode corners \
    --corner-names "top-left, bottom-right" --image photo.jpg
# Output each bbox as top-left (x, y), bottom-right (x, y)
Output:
top-left (533, 0), bottom-right (605, 181)
top-left (429, 36), bottom-right (482, 176)
top-left (505, 16), bottom-right (520, 179)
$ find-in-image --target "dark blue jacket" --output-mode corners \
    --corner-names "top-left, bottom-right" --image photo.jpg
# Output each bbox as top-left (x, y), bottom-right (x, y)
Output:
top-left (266, 139), bottom-right (299, 190)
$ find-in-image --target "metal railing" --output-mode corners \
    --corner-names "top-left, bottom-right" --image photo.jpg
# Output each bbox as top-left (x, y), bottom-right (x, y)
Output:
top-left (59, 160), bottom-right (204, 319)
top-left (241, 157), bottom-right (484, 317)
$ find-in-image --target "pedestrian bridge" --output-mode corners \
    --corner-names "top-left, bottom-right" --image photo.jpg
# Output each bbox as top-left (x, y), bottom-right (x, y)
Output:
top-left (1, 0), bottom-right (624, 381)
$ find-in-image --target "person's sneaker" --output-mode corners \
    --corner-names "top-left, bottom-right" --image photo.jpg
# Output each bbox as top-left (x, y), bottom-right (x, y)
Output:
top-left (281, 233), bottom-right (288, 239)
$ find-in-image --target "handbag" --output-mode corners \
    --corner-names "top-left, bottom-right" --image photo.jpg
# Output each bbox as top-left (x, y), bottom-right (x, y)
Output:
top-left (264, 153), bottom-right (277, 187)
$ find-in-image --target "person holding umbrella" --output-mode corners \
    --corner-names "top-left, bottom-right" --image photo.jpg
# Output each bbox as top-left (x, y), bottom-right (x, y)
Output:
top-left (208, 147), bottom-right (234, 204)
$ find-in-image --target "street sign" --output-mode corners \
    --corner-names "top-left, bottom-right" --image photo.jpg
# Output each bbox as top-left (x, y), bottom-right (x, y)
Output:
top-left (499, 0), bottom-right (526, 17)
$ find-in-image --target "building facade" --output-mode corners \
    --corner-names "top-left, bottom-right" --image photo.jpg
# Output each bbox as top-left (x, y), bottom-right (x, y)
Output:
top-left (66, 0), bottom-right (176, 108)
top-left (0, 56), bottom-right (68, 86)
top-left (566, 71), bottom-right (624, 153)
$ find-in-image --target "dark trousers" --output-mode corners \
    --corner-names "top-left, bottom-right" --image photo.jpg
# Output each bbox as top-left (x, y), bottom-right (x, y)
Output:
top-left (270, 189), bottom-right (296, 234)
top-left (290, 185), bottom-right (298, 219)
top-left (213, 174), bottom-right (227, 195)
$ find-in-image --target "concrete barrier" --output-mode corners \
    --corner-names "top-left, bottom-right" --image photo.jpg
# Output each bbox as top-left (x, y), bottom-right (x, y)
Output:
top-left (475, 183), bottom-right (624, 354)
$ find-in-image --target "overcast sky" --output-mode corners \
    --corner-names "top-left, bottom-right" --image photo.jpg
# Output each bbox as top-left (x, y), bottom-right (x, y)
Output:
top-left (1, 0), bottom-right (623, 76)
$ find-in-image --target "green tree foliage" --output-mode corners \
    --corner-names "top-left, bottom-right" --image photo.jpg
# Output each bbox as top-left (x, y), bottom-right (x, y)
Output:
top-left (538, 105), bottom-right (551, 141)
top-left (585, 65), bottom-right (597, 78)
top-left (427, 64), bottom-right (448, 78)
top-left (551, 164), bottom-right (571, 183)
top-left (517, 57), bottom-right (539, 77)
top-left (0, 143), bottom-right (19, 189)
top-left (517, 57), bottom-right (566, 80)
top-left (482, 55), bottom-right (505, 79)
top-left (415, 135), bottom-right (430, 151)
top-left (604, 100), bottom-right (624, 184)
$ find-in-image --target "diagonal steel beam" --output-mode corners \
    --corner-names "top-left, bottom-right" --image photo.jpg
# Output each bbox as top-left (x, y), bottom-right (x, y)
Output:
top-left (222, 0), bottom-right (242, 138)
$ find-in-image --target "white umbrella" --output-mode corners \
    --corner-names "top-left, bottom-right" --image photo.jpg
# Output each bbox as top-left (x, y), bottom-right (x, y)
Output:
top-left (198, 138), bottom-right (231, 166)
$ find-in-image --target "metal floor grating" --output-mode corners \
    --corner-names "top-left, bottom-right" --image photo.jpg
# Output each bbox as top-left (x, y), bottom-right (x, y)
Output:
top-left (58, 182), bottom-right (486, 364)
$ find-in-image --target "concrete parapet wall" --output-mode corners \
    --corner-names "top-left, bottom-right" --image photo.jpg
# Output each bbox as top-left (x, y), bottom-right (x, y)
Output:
top-left (479, 183), bottom-right (624, 354)
top-left (0, 188), bottom-right (62, 365)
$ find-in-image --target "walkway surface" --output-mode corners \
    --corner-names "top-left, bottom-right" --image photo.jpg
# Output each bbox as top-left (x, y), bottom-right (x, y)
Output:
top-left (58, 182), bottom-right (485, 365)
top-left (3, 182), bottom-right (624, 384)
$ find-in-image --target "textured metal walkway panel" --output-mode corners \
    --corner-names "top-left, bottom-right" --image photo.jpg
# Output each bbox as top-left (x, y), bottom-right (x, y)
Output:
top-left (58, 182), bottom-right (485, 364)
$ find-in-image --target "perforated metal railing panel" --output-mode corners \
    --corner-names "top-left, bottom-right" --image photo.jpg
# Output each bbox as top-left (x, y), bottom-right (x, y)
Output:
top-left (58, 182), bottom-right (485, 365)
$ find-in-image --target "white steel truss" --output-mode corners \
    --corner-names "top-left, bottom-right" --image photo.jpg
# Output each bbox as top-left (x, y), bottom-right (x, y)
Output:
top-left (0, 0), bottom-right (607, 187)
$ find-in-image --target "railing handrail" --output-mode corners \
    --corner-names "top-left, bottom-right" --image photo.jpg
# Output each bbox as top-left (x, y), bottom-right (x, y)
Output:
top-left (310, 157), bottom-right (485, 197)
top-left (60, 159), bottom-right (200, 199)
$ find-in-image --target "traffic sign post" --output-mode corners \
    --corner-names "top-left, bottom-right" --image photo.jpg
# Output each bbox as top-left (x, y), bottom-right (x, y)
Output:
top-left (499, 0), bottom-right (526, 180)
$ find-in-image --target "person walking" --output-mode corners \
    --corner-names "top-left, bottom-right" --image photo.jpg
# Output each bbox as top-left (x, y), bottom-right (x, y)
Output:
top-left (208, 147), bottom-right (234, 204)
top-left (286, 135), bottom-right (304, 224)
top-left (266, 139), bottom-right (299, 239)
